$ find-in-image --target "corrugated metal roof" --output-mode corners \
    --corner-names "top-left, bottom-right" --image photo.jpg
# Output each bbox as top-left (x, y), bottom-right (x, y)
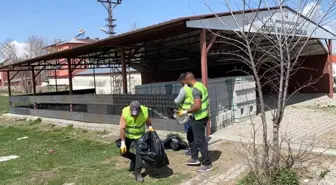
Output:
top-left (0, 5), bottom-right (333, 71)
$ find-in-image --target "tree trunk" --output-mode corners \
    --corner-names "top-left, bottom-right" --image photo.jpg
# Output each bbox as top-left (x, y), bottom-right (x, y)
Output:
top-left (272, 121), bottom-right (280, 170)
top-left (256, 79), bottom-right (269, 170)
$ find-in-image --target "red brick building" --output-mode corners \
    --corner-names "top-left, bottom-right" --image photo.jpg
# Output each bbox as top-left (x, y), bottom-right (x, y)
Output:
top-left (0, 37), bottom-right (97, 89)
top-left (44, 37), bottom-right (97, 78)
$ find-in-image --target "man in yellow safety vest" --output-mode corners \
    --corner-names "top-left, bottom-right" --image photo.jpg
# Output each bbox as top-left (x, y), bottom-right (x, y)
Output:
top-left (119, 101), bottom-right (154, 182)
top-left (178, 72), bottom-right (213, 172)
top-left (174, 73), bottom-right (193, 156)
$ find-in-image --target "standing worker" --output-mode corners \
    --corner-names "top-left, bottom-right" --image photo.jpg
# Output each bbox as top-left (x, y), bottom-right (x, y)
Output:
top-left (119, 101), bottom-right (154, 182)
top-left (174, 73), bottom-right (193, 156)
top-left (178, 72), bottom-right (213, 172)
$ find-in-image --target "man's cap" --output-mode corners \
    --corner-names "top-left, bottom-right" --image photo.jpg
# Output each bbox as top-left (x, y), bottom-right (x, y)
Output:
top-left (130, 101), bottom-right (141, 116)
top-left (178, 73), bottom-right (186, 81)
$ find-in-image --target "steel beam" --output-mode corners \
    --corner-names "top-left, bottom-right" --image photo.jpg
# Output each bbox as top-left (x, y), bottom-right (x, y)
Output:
top-left (10, 71), bottom-right (20, 81)
top-left (93, 67), bottom-right (97, 94)
top-left (67, 58), bottom-right (73, 112)
top-left (200, 29), bottom-right (209, 87)
top-left (31, 67), bottom-right (36, 95)
top-left (31, 67), bottom-right (37, 109)
top-left (7, 71), bottom-right (11, 97)
top-left (71, 58), bottom-right (85, 73)
top-left (328, 39), bottom-right (333, 98)
top-left (34, 66), bottom-right (46, 78)
top-left (207, 31), bottom-right (220, 52)
top-left (121, 47), bottom-right (127, 94)
top-left (67, 58), bottom-right (73, 95)
top-left (55, 69), bottom-right (58, 92)
top-left (200, 29), bottom-right (211, 136)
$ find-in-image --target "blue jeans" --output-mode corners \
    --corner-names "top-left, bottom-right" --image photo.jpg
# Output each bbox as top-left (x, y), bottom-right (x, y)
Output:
top-left (184, 118), bottom-right (192, 133)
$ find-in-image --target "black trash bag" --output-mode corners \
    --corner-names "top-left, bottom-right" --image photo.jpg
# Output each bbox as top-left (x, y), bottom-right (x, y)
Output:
top-left (137, 131), bottom-right (170, 168)
top-left (115, 138), bottom-right (122, 148)
top-left (115, 138), bottom-right (135, 149)
top-left (163, 134), bottom-right (189, 151)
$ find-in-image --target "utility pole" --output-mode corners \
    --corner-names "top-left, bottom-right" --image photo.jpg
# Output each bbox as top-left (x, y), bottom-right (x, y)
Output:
top-left (97, 0), bottom-right (122, 37)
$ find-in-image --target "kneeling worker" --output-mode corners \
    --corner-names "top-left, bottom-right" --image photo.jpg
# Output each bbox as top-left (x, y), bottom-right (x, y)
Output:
top-left (119, 101), bottom-right (154, 182)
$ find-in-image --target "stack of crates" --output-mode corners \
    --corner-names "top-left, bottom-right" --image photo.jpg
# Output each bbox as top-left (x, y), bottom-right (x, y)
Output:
top-left (135, 79), bottom-right (203, 95)
top-left (208, 77), bottom-right (233, 131)
top-left (230, 76), bottom-right (257, 122)
top-left (135, 76), bottom-right (256, 130)
top-left (135, 82), bottom-right (168, 94)
top-left (208, 76), bottom-right (256, 130)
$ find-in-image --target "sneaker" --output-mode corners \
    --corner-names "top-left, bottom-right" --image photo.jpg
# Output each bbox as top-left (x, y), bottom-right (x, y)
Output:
top-left (186, 158), bottom-right (201, 166)
top-left (133, 172), bottom-right (144, 182)
top-left (184, 150), bottom-right (192, 156)
top-left (197, 164), bottom-right (214, 172)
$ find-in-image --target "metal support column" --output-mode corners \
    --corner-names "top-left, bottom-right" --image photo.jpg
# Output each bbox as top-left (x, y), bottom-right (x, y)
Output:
top-left (200, 29), bottom-right (211, 136)
top-left (93, 67), bottom-right (97, 94)
top-left (200, 29), bottom-right (209, 87)
top-left (128, 64), bottom-right (131, 94)
top-left (67, 58), bottom-right (73, 111)
top-left (7, 71), bottom-right (11, 97)
top-left (55, 69), bottom-right (58, 92)
top-left (31, 68), bottom-right (36, 95)
top-left (328, 39), bottom-right (334, 98)
top-left (121, 47), bottom-right (127, 94)
top-left (31, 67), bottom-right (37, 109)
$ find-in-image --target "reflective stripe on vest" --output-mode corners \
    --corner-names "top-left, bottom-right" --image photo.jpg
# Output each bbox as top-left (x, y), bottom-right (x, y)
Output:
top-left (193, 82), bottom-right (209, 120)
top-left (122, 105), bottom-right (149, 139)
top-left (180, 85), bottom-right (193, 110)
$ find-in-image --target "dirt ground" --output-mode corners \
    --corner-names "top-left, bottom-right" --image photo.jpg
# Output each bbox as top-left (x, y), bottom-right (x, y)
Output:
top-left (110, 140), bottom-right (247, 184)
top-left (316, 131), bottom-right (336, 148)
top-left (294, 155), bottom-right (336, 184)
top-left (181, 141), bottom-right (248, 185)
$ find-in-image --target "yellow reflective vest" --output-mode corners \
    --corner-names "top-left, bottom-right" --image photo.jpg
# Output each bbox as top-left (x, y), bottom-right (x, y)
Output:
top-left (179, 85), bottom-right (193, 110)
top-left (122, 105), bottom-right (149, 139)
top-left (192, 82), bottom-right (209, 120)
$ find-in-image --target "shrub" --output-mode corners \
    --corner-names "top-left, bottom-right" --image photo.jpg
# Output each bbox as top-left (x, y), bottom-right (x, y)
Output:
top-left (319, 169), bottom-right (330, 179)
top-left (237, 172), bottom-right (258, 185)
top-left (237, 168), bottom-right (299, 185)
top-left (272, 168), bottom-right (299, 185)
top-left (28, 118), bottom-right (42, 125)
top-left (66, 124), bottom-right (74, 130)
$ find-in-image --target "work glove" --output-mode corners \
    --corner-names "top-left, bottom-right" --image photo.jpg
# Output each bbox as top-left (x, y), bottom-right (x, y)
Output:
top-left (120, 140), bottom-right (127, 155)
top-left (149, 126), bottom-right (154, 132)
top-left (178, 110), bottom-right (188, 116)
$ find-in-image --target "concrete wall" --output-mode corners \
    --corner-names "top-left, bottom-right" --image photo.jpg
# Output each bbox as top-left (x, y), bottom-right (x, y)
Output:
top-left (48, 73), bottom-right (142, 94)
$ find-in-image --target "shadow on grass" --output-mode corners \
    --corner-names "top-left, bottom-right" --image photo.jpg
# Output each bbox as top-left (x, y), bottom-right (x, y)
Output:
top-left (142, 165), bottom-right (174, 179)
top-left (196, 150), bottom-right (222, 163)
top-left (209, 150), bottom-right (222, 162)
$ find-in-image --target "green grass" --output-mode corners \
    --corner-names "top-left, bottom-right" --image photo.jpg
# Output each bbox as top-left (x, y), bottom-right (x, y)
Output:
top-left (0, 124), bottom-right (188, 185)
top-left (0, 96), bottom-right (9, 114)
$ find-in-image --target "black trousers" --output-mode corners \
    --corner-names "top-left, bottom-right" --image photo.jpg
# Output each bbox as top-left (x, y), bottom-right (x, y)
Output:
top-left (186, 125), bottom-right (194, 145)
top-left (189, 117), bottom-right (211, 166)
top-left (121, 137), bottom-right (143, 173)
